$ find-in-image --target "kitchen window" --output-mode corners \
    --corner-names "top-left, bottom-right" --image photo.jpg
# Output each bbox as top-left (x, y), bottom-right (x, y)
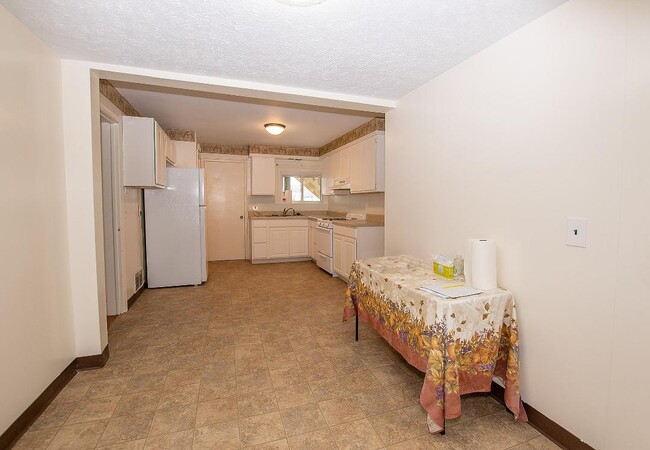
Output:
top-left (281, 175), bottom-right (322, 202)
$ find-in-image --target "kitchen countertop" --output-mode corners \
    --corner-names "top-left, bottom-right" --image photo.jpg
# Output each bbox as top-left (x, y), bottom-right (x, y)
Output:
top-left (333, 220), bottom-right (384, 228)
top-left (249, 215), bottom-right (309, 220)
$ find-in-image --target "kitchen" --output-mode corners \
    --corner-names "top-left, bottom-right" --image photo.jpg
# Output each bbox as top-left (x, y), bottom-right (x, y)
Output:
top-left (3, 0), bottom-right (648, 448)
top-left (108, 80), bottom-right (387, 299)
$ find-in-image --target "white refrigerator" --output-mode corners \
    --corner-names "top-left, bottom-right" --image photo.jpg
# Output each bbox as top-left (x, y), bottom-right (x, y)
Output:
top-left (144, 168), bottom-right (207, 288)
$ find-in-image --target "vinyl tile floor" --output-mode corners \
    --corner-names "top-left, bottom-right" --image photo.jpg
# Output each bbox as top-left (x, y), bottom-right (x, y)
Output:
top-left (16, 260), bottom-right (562, 450)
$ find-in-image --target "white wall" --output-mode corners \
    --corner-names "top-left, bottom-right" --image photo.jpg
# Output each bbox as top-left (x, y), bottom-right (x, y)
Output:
top-left (61, 60), bottom-right (108, 357)
top-left (0, 5), bottom-right (75, 435)
top-left (385, 0), bottom-right (648, 448)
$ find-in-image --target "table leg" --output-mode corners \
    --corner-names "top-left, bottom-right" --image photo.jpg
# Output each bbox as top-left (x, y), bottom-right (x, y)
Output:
top-left (355, 314), bottom-right (359, 341)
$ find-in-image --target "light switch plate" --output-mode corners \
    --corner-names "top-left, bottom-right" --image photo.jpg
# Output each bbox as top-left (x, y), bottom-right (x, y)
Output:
top-left (567, 217), bottom-right (588, 248)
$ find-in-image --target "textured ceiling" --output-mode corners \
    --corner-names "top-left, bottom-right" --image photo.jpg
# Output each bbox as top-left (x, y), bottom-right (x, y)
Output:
top-left (116, 85), bottom-right (374, 146)
top-left (2, 0), bottom-right (566, 101)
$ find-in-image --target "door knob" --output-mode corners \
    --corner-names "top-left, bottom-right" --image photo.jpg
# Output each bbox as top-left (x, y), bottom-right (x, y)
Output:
top-left (240, 216), bottom-right (244, 219)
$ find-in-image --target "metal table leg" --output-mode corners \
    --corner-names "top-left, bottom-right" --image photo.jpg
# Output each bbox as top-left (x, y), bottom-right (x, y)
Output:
top-left (355, 314), bottom-right (359, 341)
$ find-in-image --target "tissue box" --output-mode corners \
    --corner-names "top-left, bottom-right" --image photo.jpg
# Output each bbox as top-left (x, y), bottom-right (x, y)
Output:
top-left (433, 254), bottom-right (455, 279)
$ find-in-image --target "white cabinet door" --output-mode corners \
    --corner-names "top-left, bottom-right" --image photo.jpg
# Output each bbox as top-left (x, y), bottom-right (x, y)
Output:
top-left (165, 133), bottom-right (176, 165)
top-left (124, 117), bottom-right (170, 188)
top-left (251, 226), bottom-right (268, 260)
top-left (339, 147), bottom-right (350, 181)
top-left (333, 235), bottom-right (343, 274)
top-left (350, 142), bottom-right (364, 192)
top-left (322, 154), bottom-right (334, 196)
top-left (308, 226), bottom-right (314, 259)
top-left (269, 228), bottom-right (290, 258)
top-left (330, 151), bottom-right (341, 181)
top-left (343, 238), bottom-right (357, 278)
top-left (154, 123), bottom-right (167, 187)
top-left (251, 156), bottom-right (276, 195)
top-left (350, 135), bottom-right (385, 193)
top-left (289, 228), bottom-right (308, 257)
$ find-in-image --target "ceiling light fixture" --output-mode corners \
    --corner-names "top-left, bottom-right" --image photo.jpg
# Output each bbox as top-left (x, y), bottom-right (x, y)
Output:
top-left (264, 123), bottom-right (286, 135)
top-left (275, 0), bottom-right (327, 6)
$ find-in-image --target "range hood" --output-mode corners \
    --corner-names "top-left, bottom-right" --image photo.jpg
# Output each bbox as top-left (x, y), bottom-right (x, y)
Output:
top-left (332, 178), bottom-right (350, 190)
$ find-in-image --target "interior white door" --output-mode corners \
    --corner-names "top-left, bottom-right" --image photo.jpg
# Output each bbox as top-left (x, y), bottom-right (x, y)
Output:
top-left (100, 118), bottom-right (118, 315)
top-left (204, 160), bottom-right (246, 260)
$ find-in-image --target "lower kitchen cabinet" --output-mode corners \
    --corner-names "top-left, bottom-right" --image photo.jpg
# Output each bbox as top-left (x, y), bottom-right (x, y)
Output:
top-left (333, 224), bottom-right (384, 279)
top-left (251, 220), bottom-right (269, 260)
top-left (308, 219), bottom-right (317, 260)
top-left (269, 228), bottom-right (290, 258)
top-left (251, 218), bottom-right (310, 262)
top-left (289, 228), bottom-right (309, 257)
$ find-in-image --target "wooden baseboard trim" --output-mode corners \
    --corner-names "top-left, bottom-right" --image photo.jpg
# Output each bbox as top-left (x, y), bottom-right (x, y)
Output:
top-left (1, 345), bottom-right (111, 448)
top-left (76, 345), bottom-right (110, 371)
top-left (0, 360), bottom-right (76, 449)
top-left (490, 382), bottom-right (594, 450)
top-left (127, 284), bottom-right (146, 310)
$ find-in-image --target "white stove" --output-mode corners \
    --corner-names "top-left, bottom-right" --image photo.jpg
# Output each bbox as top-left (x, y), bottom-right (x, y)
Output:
top-left (313, 213), bottom-right (365, 275)
top-left (315, 213), bottom-right (366, 229)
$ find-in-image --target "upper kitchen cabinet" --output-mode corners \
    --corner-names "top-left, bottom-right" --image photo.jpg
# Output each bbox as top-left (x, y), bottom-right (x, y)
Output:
top-left (171, 140), bottom-right (198, 168)
top-left (330, 147), bottom-right (351, 189)
top-left (322, 146), bottom-right (352, 192)
top-left (123, 117), bottom-right (172, 188)
top-left (322, 153), bottom-right (334, 196)
top-left (164, 130), bottom-right (176, 166)
top-left (250, 156), bottom-right (276, 196)
top-left (336, 146), bottom-right (351, 186)
top-left (322, 131), bottom-right (385, 194)
top-left (350, 132), bottom-right (385, 193)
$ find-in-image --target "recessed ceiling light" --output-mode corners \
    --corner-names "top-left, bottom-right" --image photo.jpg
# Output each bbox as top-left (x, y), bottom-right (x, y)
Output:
top-left (275, 0), bottom-right (327, 6)
top-left (264, 123), bottom-right (286, 135)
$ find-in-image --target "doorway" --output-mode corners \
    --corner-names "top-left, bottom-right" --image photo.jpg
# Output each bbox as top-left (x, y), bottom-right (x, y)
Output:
top-left (204, 160), bottom-right (246, 260)
top-left (100, 115), bottom-right (124, 318)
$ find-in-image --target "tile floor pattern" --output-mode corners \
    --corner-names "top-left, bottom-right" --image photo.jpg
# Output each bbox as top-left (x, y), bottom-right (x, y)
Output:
top-left (16, 261), bottom-right (562, 450)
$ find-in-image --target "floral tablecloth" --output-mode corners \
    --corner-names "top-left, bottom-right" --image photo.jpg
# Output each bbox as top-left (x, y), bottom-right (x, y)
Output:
top-left (342, 255), bottom-right (527, 433)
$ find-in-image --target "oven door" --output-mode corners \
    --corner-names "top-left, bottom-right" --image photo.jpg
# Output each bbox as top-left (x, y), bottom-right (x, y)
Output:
top-left (315, 226), bottom-right (333, 257)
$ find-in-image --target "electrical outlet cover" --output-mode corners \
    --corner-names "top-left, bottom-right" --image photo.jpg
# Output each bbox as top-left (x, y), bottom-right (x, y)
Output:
top-left (567, 217), bottom-right (588, 248)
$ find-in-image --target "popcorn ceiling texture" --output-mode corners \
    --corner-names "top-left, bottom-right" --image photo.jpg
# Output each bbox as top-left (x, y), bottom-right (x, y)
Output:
top-left (3, 0), bottom-right (566, 100)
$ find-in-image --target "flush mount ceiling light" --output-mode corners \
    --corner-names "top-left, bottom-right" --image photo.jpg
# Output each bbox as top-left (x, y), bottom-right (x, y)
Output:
top-left (275, 0), bottom-right (327, 6)
top-left (264, 123), bottom-right (286, 135)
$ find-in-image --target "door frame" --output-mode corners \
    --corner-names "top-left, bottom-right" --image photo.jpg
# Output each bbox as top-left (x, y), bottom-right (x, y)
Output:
top-left (99, 102), bottom-right (127, 315)
top-left (199, 153), bottom-right (249, 260)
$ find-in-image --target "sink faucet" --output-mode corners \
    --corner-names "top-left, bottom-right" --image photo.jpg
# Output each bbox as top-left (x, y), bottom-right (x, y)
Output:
top-left (282, 207), bottom-right (296, 216)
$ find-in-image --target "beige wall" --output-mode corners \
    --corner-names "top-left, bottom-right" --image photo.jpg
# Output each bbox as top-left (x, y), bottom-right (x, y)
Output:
top-left (385, 0), bottom-right (648, 448)
top-left (327, 193), bottom-right (384, 216)
top-left (0, 5), bottom-right (75, 435)
top-left (605, 0), bottom-right (650, 447)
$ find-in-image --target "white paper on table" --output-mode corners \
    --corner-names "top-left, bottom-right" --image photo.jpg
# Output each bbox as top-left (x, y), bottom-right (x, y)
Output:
top-left (419, 281), bottom-right (482, 299)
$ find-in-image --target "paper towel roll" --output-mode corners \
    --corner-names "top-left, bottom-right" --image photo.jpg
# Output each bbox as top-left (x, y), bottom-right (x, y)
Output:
top-left (465, 239), bottom-right (497, 290)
